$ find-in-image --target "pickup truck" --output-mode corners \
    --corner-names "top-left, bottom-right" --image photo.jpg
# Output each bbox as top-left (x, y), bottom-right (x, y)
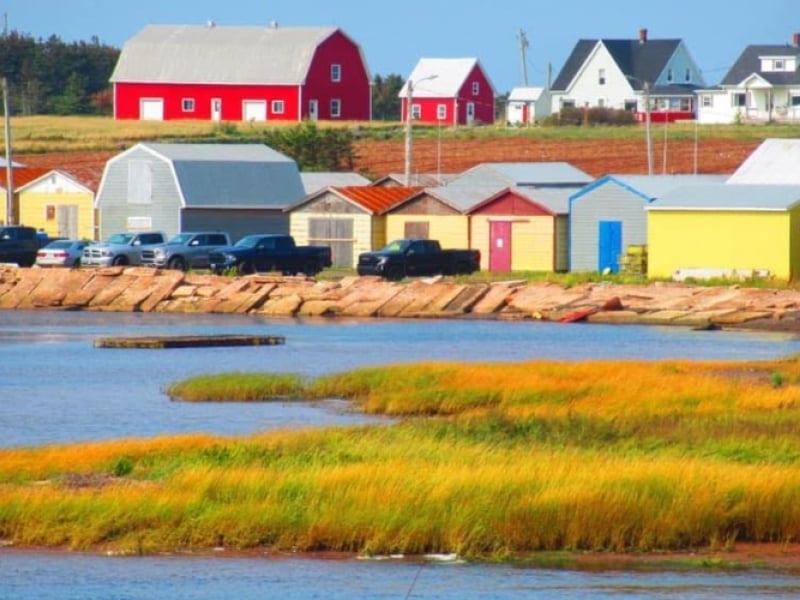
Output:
top-left (208, 234), bottom-right (332, 276)
top-left (81, 231), bottom-right (167, 267)
top-left (0, 225), bottom-right (41, 267)
top-left (357, 238), bottom-right (481, 281)
top-left (140, 231), bottom-right (231, 271)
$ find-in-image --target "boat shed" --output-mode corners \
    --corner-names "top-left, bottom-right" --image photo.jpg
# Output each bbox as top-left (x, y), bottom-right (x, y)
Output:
top-left (569, 174), bottom-right (727, 273)
top-left (95, 143), bottom-right (305, 241)
top-left (646, 183), bottom-right (800, 281)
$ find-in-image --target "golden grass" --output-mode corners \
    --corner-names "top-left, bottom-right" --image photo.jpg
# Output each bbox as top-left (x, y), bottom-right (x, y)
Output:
top-left (2, 357), bottom-right (800, 558)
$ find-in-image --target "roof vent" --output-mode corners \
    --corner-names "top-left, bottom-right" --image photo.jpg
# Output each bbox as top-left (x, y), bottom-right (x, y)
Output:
top-left (268, 20), bottom-right (279, 29)
top-left (639, 28), bottom-right (648, 44)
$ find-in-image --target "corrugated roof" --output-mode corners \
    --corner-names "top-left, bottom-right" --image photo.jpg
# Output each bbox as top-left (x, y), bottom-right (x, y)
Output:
top-left (648, 184), bottom-right (800, 211)
top-left (136, 142), bottom-right (305, 208)
top-left (301, 172), bottom-right (370, 195)
top-left (0, 167), bottom-right (52, 191)
top-left (376, 173), bottom-right (458, 187)
top-left (721, 45), bottom-right (800, 86)
top-left (573, 174), bottom-right (729, 202)
top-left (111, 24), bottom-right (337, 84)
top-left (727, 139), bottom-right (800, 184)
top-left (449, 162), bottom-right (593, 188)
top-left (332, 186), bottom-right (422, 214)
top-left (398, 58), bottom-right (495, 97)
top-left (515, 187), bottom-right (574, 214)
top-left (424, 185), bottom-right (506, 213)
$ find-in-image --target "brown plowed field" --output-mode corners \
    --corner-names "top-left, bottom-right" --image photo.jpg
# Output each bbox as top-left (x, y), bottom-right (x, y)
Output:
top-left (19, 137), bottom-right (758, 189)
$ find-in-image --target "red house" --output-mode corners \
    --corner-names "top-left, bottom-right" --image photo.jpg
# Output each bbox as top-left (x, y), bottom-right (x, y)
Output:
top-left (111, 23), bottom-right (372, 122)
top-left (399, 58), bottom-right (496, 126)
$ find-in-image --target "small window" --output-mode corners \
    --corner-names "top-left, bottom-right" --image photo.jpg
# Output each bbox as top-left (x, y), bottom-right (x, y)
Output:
top-left (598, 68), bottom-right (606, 85)
top-left (733, 93), bottom-right (746, 108)
top-left (684, 68), bottom-right (691, 82)
top-left (597, 98), bottom-right (605, 107)
top-left (331, 64), bottom-right (341, 82)
top-left (330, 98), bottom-right (341, 118)
top-left (775, 59), bottom-right (785, 71)
top-left (791, 95), bottom-right (800, 106)
top-left (411, 104), bottom-right (421, 119)
top-left (181, 98), bottom-right (195, 112)
top-left (45, 205), bottom-right (55, 221)
top-left (471, 81), bottom-right (479, 95)
top-left (272, 100), bottom-right (285, 114)
top-left (624, 99), bottom-right (637, 112)
top-left (561, 99), bottom-right (575, 109)
top-left (701, 94), bottom-right (712, 108)
top-left (437, 104), bottom-right (447, 120)
top-left (666, 68), bottom-right (673, 83)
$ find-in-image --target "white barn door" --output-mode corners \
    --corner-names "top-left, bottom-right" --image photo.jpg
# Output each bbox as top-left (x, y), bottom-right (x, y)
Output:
top-left (140, 99), bottom-right (164, 121)
top-left (243, 101), bottom-right (267, 122)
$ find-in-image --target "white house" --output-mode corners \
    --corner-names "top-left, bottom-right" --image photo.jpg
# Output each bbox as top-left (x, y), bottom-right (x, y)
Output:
top-left (506, 86), bottom-right (552, 125)
top-left (697, 34), bottom-right (800, 124)
top-left (549, 28), bottom-right (705, 122)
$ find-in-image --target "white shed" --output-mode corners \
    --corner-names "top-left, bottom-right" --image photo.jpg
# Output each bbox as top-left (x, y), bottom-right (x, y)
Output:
top-left (506, 87), bottom-right (551, 125)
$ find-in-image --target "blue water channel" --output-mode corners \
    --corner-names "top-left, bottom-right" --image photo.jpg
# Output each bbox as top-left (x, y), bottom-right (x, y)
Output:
top-left (2, 309), bottom-right (800, 598)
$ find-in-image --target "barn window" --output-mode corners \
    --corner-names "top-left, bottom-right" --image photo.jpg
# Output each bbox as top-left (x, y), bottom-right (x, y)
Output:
top-left (330, 98), bottom-right (341, 118)
top-left (272, 100), bottom-right (285, 114)
top-left (437, 104), bottom-right (447, 120)
top-left (331, 64), bottom-right (341, 82)
top-left (411, 104), bottom-right (421, 120)
top-left (471, 81), bottom-right (480, 95)
top-left (598, 68), bottom-right (606, 85)
top-left (181, 98), bottom-right (195, 112)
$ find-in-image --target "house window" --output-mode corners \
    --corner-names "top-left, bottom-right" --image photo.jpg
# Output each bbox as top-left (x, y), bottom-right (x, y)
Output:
top-left (437, 104), bottom-right (447, 120)
top-left (774, 59), bottom-right (785, 71)
top-left (684, 68), bottom-right (691, 82)
top-left (411, 103), bottom-right (421, 119)
top-left (331, 64), bottom-right (341, 82)
top-left (791, 95), bottom-right (800, 106)
top-left (471, 81), bottom-right (479, 95)
top-left (624, 99), bottom-right (637, 112)
top-left (330, 98), bottom-right (341, 118)
top-left (666, 68), bottom-right (674, 83)
top-left (598, 68), bottom-right (606, 85)
top-left (598, 98), bottom-right (605, 107)
top-left (680, 98), bottom-right (692, 111)
top-left (271, 100), bottom-right (285, 114)
top-left (561, 99), bottom-right (575, 108)
top-left (733, 93), bottom-right (746, 108)
top-left (701, 94), bottom-right (712, 108)
top-left (181, 98), bottom-right (195, 112)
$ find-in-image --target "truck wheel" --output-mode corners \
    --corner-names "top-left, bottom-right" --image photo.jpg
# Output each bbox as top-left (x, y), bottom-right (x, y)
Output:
top-left (386, 265), bottom-right (404, 281)
top-left (237, 260), bottom-right (254, 275)
top-left (301, 261), bottom-right (318, 276)
top-left (167, 256), bottom-right (186, 271)
top-left (112, 255), bottom-right (128, 266)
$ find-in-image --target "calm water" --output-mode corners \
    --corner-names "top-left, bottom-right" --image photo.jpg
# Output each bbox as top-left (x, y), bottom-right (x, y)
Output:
top-left (2, 310), bottom-right (800, 598)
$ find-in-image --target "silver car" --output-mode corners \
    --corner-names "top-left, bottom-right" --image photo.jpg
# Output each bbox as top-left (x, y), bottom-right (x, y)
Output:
top-left (35, 239), bottom-right (90, 268)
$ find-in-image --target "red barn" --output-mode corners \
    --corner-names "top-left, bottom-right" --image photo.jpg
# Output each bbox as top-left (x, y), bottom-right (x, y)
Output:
top-left (399, 58), bottom-right (496, 126)
top-left (111, 23), bottom-right (372, 122)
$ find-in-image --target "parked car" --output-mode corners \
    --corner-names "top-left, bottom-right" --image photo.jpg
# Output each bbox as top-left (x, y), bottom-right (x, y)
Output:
top-left (82, 231), bottom-right (167, 267)
top-left (208, 234), bottom-right (332, 276)
top-left (140, 231), bottom-right (231, 271)
top-left (35, 239), bottom-right (89, 268)
top-left (0, 225), bottom-right (41, 267)
top-left (357, 238), bottom-right (481, 280)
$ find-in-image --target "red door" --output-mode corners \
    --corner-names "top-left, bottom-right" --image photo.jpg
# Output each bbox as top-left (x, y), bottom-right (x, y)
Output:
top-left (489, 221), bottom-right (512, 272)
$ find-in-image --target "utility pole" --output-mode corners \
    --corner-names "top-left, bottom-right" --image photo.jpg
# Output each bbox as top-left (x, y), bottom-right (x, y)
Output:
top-left (404, 75), bottom-right (437, 186)
top-left (2, 77), bottom-right (13, 225)
top-left (518, 29), bottom-right (529, 86)
top-left (644, 81), bottom-right (653, 176)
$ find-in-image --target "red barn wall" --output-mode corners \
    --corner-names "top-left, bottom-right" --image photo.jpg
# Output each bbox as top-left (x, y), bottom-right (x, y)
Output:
top-left (456, 65), bottom-right (495, 125)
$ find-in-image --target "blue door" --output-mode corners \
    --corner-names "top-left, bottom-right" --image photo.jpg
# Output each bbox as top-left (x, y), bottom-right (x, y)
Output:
top-left (598, 221), bottom-right (622, 273)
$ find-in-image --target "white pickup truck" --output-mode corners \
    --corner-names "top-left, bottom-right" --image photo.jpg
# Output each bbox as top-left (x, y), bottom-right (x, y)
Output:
top-left (140, 231), bottom-right (231, 271)
top-left (81, 231), bottom-right (167, 267)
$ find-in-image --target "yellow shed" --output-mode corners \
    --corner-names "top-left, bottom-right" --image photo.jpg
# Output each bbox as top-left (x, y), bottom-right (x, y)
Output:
top-left (287, 186), bottom-right (420, 268)
top-left (647, 184), bottom-right (800, 282)
top-left (469, 187), bottom-right (570, 272)
top-left (17, 170), bottom-right (96, 240)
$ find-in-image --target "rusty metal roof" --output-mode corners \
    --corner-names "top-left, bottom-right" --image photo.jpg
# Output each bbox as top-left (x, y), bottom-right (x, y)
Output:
top-left (331, 186), bottom-right (422, 214)
top-left (0, 167), bottom-right (52, 191)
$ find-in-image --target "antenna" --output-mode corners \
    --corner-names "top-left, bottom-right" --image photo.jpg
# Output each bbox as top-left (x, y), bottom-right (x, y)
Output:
top-left (518, 29), bottom-right (529, 86)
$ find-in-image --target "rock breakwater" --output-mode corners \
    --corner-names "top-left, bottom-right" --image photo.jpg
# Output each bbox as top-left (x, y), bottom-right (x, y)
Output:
top-left (1, 266), bottom-right (799, 331)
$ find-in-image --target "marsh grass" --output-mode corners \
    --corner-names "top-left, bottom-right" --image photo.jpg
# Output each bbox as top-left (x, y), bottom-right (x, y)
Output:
top-left (3, 358), bottom-right (800, 558)
top-left (164, 372), bottom-right (305, 401)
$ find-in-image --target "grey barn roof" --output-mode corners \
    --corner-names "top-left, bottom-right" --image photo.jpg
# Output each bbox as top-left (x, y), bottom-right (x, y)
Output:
top-left (300, 172), bottom-right (371, 195)
top-left (552, 38), bottom-right (683, 91)
top-left (648, 184), bottom-right (800, 211)
top-left (141, 143), bottom-right (305, 208)
top-left (721, 45), bottom-right (800, 86)
top-left (422, 185), bottom-right (506, 213)
top-left (727, 139), bottom-right (800, 184)
top-left (111, 24), bottom-right (340, 84)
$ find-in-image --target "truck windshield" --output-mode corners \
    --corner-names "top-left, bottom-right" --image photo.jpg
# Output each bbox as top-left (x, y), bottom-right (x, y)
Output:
top-left (382, 240), bottom-right (411, 252)
top-left (107, 233), bottom-right (136, 244)
top-left (168, 234), bottom-right (194, 245)
top-left (233, 236), bottom-right (260, 249)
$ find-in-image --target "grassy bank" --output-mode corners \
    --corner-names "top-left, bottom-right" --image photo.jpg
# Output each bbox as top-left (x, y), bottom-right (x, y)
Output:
top-left (2, 357), bottom-right (800, 559)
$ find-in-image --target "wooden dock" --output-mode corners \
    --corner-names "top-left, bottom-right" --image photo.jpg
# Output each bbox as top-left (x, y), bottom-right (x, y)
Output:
top-left (94, 334), bottom-right (285, 349)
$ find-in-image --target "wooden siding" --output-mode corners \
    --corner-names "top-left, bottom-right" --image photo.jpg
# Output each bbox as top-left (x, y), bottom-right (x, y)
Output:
top-left (471, 215), bottom-right (558, 271)
top-left (97, 147), bottom-right (182, 239)
top-left (386, 214), bottom-right (469, 249)
top-left (570, 183), bottom-right (649, 272)
top-left (19, 191), bottom-right (95, 240)
top-left (391, 194), bottom-right (460, 216)
top-left (647, 210), bottom-right (794, 280)
top-left (182, 209), bottom-right (287, 243)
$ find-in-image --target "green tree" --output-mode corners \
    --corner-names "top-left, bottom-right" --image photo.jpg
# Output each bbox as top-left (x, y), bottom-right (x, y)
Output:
top-left (372, 73), bottom-right (403, 121)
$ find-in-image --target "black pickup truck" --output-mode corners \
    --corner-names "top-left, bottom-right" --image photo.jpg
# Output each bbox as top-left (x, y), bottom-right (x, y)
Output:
top-left (0, 225), bottom-right (43, 267)
top-left (208, 234), bottom-right (332, 276)
top-left (357, 238), bottom-right (481, 281)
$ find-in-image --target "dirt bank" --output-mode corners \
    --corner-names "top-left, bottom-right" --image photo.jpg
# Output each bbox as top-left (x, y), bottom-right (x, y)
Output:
top-left (2, 266), bottom-right (799, 333)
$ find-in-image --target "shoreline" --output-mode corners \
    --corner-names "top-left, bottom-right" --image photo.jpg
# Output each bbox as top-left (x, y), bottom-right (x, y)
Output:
top-left (2, 266), bottom-right (800, 333)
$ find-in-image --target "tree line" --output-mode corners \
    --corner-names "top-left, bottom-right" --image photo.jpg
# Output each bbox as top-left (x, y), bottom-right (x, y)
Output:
top-left (0, 30), bottom-right (406, 119)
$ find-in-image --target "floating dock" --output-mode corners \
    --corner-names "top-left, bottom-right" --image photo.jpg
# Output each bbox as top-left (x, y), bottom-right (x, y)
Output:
top-left (94, 334), bottom-right (285, 349)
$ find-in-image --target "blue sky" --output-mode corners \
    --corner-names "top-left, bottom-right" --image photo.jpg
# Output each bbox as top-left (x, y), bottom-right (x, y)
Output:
top-left (2, 0), bottom-right (796, 93)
